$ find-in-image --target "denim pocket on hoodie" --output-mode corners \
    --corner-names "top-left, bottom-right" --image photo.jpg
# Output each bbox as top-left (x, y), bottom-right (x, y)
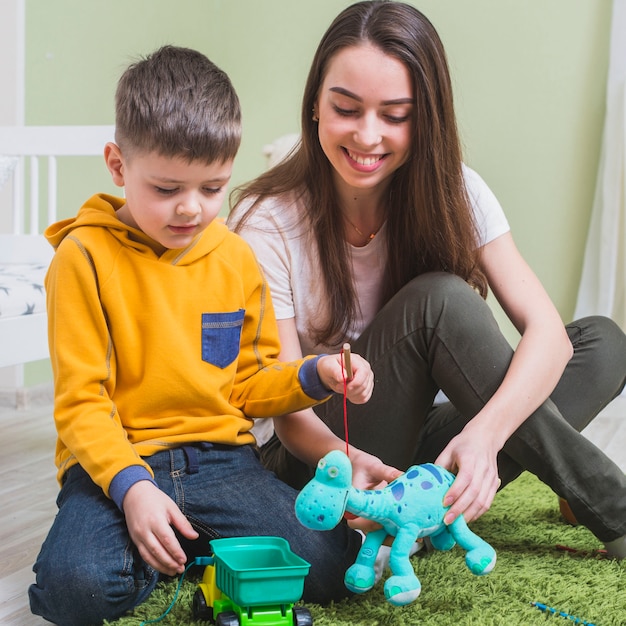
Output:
top-left (201, 309), bottom-right (245, 368)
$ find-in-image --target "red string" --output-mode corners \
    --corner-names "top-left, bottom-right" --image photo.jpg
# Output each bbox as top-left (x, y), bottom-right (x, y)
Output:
top-left (340, 349), bottom-right (349, 457)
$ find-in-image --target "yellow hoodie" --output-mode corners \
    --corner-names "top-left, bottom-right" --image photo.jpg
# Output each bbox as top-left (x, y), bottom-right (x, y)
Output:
top-left (45, 194), bottom-right (329, 502)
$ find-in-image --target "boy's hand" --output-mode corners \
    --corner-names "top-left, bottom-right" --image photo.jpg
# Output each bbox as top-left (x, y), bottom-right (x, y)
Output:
top-left (317, 353), bottom-right (373, 403)
top-left (122, 480), bottom-right (199, 575)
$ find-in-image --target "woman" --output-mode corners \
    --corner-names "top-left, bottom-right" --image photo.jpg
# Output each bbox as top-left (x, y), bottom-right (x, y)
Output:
top-left (229, 0), bottom-right (626, 557)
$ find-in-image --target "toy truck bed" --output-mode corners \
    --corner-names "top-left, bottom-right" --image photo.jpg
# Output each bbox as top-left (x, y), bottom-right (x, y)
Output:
top-left (193, 536), bottom-right (313, 625)
top-left (210, 536), bottom-right (310, 607)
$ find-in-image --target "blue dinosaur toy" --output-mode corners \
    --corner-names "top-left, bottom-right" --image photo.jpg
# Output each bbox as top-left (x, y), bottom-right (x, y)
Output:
top-left (295, 450), bottom-right (496, 606)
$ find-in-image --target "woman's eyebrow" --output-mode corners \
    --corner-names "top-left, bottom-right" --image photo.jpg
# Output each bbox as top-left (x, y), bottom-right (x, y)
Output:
top-left (329, 86), bottom-right (414, 106)
top-left (329, 86), bottom-right (362, 101)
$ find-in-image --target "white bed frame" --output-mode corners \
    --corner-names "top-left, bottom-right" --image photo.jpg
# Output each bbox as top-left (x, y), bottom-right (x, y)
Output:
top-left (0, 125), bottom-right (115, 370)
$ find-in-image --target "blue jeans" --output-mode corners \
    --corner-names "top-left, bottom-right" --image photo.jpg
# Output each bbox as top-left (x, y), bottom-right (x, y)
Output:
top-left (29, 444), bottom-right (361, 625)
top-left (263, 273), bottom-right (626, 543)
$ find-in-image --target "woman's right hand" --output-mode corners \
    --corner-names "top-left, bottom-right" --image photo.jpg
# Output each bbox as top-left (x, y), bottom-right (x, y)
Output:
top-left (344, 448), bottom-right (403, 532)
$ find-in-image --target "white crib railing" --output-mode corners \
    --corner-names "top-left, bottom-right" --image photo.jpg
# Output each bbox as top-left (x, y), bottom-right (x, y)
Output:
top-left (0, 125), bottom-right (115, 372)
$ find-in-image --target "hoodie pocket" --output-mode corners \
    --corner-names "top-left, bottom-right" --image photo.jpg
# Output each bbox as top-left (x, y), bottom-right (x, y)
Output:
top-left (201, 310), bottom-right (245, 368)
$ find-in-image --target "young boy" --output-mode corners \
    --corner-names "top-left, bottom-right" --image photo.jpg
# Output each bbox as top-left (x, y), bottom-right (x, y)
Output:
top-left (28, 46), bottom-right (387, 626)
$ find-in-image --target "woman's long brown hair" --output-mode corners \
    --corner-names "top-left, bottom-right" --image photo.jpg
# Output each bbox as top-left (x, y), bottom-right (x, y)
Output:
top-left (231, 0), bottom-right (486, 347)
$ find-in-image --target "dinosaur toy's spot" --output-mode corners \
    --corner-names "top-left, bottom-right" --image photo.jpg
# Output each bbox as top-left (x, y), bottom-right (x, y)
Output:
top-left (422, 464), bottom-right (444, 484)
top-left (421, 481), bottom-right (433, 490)
top-left (391, 482), bottom-right (405, 501)
top-left (397, 505), bottom-right (402, 514)
top-left (406, 468), bottom-right (419, 480)
top-left (317, 514), bottom-right (325, 523)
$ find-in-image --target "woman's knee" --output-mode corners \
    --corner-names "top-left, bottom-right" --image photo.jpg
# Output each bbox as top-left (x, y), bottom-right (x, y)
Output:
top-left (568, 316), bottom-right (626, 393)
top-left (403, 271), bottom-right (473, 299)
top-left (385, 272), bottom-right (495, 344)
top-left (569, 315), bottom-right (625, 352)
top-left (397, 272), bottom-right (489, 320)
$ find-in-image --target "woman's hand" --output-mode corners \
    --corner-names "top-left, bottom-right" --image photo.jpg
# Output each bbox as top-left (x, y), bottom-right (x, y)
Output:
top-left (317, 353), bottom-right (374, 403)
top-left (343, 448), bottom-right (403, 532)
top-left (435, 422), bottom-right (502, 525)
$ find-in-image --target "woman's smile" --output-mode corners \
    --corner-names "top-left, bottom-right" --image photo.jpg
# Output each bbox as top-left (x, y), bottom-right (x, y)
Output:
top-left (343, 147), bottom-right (387, 170)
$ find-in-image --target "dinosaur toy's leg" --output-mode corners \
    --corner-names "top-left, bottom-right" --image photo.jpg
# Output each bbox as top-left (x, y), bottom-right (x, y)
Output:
top-left (447, 517), bottom-right (496, 575)
top-left (384, 526), bottom-right (422, 606)
top-left (345, 528), bottom-right (387, 595)
top-left (428, 526), bottom-right (456, 551)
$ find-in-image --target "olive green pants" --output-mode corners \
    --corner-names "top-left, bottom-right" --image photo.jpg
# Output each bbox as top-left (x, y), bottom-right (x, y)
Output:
top-left (262, 272), bottom-right (626, 543)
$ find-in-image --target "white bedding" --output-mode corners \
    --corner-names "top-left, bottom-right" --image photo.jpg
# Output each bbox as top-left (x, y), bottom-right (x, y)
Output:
top-left (0, 262), bottom-right (47, 319)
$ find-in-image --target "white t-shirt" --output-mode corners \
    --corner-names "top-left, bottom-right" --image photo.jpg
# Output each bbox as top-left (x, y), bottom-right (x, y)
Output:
top-left (230, 164), bottom-right (509, 357)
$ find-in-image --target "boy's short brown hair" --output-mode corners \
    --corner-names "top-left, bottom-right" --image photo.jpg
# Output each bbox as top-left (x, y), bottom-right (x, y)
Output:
top-left (114, 45), bottom-right (241, 164)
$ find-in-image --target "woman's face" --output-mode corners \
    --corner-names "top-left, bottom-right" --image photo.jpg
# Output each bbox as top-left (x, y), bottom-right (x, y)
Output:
top-left (315, 43), bottom-right (414, 196)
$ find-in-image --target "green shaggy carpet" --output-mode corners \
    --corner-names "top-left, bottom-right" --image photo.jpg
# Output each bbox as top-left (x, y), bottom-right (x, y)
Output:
top-left (106, 472), bottom-right (625, 626)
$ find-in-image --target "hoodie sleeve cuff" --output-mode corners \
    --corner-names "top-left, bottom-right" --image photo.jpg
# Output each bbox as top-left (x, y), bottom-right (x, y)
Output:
top-left (109, 466), bottom-right (158, 511)
top-left (298, 354), bottom-right (333, 401)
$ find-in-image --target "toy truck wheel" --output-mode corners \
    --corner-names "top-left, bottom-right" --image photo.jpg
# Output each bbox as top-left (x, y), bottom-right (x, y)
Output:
top-left (215, 610), bottom-right (239, 626)
top-left (192, 588), bottom-right (214, 622)
top-left (292, 606), bottom-right (313, 626)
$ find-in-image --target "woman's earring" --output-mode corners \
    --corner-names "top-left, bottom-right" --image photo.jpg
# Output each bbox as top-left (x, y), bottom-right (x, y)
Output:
top-left (312, 108), bottom-right (319, 122)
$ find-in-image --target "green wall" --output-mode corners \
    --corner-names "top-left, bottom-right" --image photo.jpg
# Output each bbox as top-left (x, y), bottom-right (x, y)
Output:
top-left (24, 0), bottom-right (611, 382)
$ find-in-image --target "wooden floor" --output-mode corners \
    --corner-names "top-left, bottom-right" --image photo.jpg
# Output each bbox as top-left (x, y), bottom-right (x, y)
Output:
top-left (1, 394), bottom-right (624, 626)
top-left (1, 401), bottom-right (57, 626)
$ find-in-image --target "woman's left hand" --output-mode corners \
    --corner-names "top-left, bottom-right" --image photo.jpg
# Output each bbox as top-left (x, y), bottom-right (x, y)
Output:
top-left (435, 424), bottom-right (502, 525)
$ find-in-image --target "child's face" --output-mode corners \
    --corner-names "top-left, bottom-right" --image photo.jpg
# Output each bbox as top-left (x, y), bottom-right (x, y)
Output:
top-left (314, 43), bottom-right (414, 197)
top-left (106, 145), bottom-right (232, 251)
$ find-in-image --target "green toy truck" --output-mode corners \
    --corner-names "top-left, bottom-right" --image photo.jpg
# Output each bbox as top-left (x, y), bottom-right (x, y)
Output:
top-left (192, 536), bottom-right (313, 626)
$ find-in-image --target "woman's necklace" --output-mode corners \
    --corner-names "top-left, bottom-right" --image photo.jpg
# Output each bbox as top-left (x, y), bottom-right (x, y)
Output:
top-left (343, 213), bottom-right (383, 246)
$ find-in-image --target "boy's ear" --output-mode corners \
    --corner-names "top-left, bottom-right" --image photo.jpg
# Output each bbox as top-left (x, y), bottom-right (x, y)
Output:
top-left (104, 142), bottom-right (126, 187)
